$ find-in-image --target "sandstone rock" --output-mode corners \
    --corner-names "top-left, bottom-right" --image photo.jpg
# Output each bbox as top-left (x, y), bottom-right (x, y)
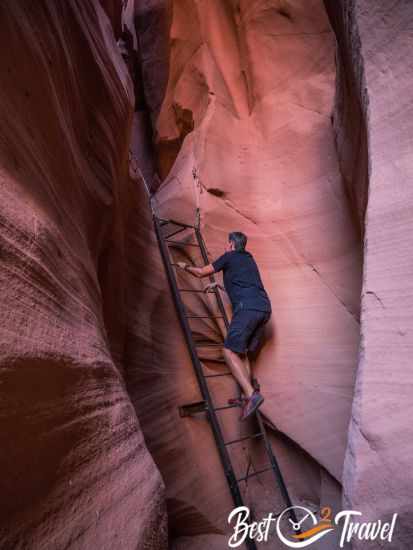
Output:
top-left (128, 0), bottom-right (363, 544)
top-left (325, 1), bottom-right (413, 547)
top-left (0, 1), bottom-right (166, 548)
top-left (4, 0), bottom-right (410, 547)
top-left (155, 0), bottom-right (361, 476)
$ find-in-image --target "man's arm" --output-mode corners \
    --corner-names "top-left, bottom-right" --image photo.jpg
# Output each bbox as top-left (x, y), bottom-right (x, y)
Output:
top-left (177, 262), bottom-right (215, 278)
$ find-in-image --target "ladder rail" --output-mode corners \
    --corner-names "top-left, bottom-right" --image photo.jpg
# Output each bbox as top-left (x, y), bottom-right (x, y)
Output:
top-left (154, 214), bottom-right (300, 542)
top-left (153, 215), bottom-right (257, 550)
top-left (256, 412), bottom-right (298, 523)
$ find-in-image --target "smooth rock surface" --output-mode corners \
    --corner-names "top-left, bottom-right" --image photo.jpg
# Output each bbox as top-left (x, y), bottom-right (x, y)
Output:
top-left (326, 2), bottom-right (413, 547)
top-left (0, 1), bottom-right (166, 549)
top-left (155, 0), bottom-right (361, 479)
top-left (5, 0), bottom-right (411, 548)
top-left (128, 0), bottom-right (362, 544)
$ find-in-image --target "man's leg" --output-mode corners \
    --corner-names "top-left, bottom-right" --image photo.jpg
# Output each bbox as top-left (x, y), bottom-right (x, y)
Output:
top-left (244, 353), bottom-right (251, 379)
top-left (223, 348), bottom-right (254, 397)
top-left (244, 312), bottom-right (270, 391)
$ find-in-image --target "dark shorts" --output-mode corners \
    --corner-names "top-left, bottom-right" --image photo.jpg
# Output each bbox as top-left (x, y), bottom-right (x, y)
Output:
top-left (224, 306), bottom-right (271, 354)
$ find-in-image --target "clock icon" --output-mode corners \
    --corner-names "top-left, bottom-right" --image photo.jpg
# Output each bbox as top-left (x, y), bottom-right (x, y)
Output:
top-left (276, 506), bottom-right (334, 548)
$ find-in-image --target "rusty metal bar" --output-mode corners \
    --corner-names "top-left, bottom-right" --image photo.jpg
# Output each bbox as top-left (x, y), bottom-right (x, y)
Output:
top-left (224, 433), bottom-right (263, 446)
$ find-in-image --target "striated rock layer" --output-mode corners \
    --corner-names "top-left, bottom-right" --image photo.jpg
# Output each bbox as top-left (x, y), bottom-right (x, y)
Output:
top-left (0, 1), bottom-right (166, 549)
top-left (325, 1), bottom-right (413, 547)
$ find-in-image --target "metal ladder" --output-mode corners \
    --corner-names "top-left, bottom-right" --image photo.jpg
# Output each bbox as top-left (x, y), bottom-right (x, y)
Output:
top-left (153, 214), bottom-right (299, 548)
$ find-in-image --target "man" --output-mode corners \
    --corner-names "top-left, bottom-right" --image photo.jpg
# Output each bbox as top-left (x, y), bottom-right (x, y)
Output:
top-left (177, 231), bottom-right (271, 420)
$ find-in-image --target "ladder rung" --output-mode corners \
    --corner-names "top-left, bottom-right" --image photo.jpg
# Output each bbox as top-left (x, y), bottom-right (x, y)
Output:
top-left (166, 240), bottom-right (200, 247)
top-left (164, 228), bottom-right (187, 240)
top-left (224, 433), bottom-right (263, 446)
top-left (158, 218), bottom-right (195, 229)
top-left (178, 288), bottom-right (207, 293)
top-left (237, 466), bottom-right (274, 483)
top-left (195, 342), bottom-right (224, 347)
top-left (179, 400), bottom-right (207, 417)
top-left (171, 263), bottom-right (202, 270)
top-left (204, 372), bottom-right (232, 378)
top-left (186, 315), bottom-right (224, 319)
top-left (213, 403), bottom-right (239, 412)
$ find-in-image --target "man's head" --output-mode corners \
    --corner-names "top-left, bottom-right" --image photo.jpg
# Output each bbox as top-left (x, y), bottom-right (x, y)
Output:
top-left (227, 231), bottom-right (247, 252)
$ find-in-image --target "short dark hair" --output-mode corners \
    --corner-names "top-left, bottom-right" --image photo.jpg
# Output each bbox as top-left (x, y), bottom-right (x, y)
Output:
top-left (229, 231), bottom-right (247, 251)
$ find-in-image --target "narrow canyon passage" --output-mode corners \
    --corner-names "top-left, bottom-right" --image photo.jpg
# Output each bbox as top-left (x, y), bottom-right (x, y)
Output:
top-left (0, 1), bottom-right (412, 550)
top-left (130, 1), bottom-right (362, 548)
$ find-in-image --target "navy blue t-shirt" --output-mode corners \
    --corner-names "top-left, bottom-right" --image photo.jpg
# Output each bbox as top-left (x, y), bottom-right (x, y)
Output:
top-left (212, 250), bottom-right (271, 313)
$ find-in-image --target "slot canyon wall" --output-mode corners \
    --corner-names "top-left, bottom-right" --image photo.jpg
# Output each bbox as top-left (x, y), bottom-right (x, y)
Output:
top-left (145, 0), bottom-right (362, 546)
top-left (0, 1), bottom-right (412, 550)
top-left (0, 2), bottom-right (166, 549)
top-left (324, 1), bottom-right (413, 547)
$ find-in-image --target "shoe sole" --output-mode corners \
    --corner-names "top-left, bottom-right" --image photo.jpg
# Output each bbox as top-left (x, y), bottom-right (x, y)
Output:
top-left (241, 395), bottom-right (264, 421)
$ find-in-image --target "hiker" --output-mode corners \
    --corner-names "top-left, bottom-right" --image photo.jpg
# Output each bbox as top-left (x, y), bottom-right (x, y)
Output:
top-left (177, 231), bottom-right (271, 420)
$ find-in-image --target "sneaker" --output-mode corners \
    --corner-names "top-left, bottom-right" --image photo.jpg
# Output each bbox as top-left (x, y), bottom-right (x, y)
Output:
top-left (241, 391), bottom-right (264, 421)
